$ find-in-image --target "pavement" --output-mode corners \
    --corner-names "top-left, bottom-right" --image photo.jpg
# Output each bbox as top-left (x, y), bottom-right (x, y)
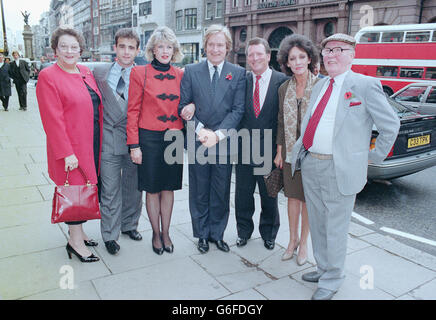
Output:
top-left (0, 83), bottom-right (435, 300)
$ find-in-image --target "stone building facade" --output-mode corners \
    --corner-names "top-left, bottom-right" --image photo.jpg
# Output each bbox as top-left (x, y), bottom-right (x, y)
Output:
top-left (225, 0), bottom-right (436, 68)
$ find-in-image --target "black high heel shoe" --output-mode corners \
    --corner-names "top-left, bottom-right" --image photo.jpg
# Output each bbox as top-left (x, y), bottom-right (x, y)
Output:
top-left (152, 233), bottom-right (164, 255)
top-left (67, 231), bottom-right (98, 247)
top-left (160, 233), bottom-right (174, 253)
top-left (66, 243), bottom-right (100, 263)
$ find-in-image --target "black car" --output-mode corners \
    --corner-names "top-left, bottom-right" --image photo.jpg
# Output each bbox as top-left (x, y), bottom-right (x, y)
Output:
top-left (368, 96), bottom-right (436, 180)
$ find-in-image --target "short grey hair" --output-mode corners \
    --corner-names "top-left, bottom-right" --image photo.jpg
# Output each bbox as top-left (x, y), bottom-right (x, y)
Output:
top-left (203, 24), bottom-right (233, 53)
top-left (145, 26), bottom-right (184, 63)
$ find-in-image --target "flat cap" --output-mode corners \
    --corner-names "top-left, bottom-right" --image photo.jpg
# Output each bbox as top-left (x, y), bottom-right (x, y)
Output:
top-left (321, 33), bottom-right (356, 48)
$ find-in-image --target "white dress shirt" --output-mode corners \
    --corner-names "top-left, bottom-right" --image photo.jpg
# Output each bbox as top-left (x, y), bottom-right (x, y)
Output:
top-left (196, 60), bottom-right (226, 141)
top-left (309, 69), bottom-right (350, 155)
top-left (15, 59), bottom-right (20, 67)
top-left (252, 68), bottom-right (272, 111)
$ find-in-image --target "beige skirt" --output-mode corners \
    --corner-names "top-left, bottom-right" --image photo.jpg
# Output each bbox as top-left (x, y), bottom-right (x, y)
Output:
top-left (281, 143), bottom-right (305, 202)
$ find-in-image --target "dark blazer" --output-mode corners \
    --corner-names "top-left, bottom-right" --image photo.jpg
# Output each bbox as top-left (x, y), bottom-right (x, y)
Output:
top-left (238, 69), bottom-right (288, 167)
top-left (9, 59), bottom-right (30, 84)
top-left (0, 63), bottom-right (11, 96)
top-left (178, 60), bottom-right (246, 156)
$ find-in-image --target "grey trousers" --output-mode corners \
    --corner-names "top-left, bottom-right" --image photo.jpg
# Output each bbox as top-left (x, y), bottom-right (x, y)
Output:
top-left (301, 153), bottom-right (356, 292)
top-left (100, 152), bottom-right (143, 242)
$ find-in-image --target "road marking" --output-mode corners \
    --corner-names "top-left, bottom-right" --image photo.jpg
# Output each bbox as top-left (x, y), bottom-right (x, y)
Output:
top-left (380, 227), bottom-right (436, 247)
top-left (352, 211), bottom-right (375, 225)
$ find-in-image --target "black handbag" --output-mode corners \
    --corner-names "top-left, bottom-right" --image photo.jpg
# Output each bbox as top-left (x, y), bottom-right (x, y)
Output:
top-left (263, 168), bottom-right (284, 198)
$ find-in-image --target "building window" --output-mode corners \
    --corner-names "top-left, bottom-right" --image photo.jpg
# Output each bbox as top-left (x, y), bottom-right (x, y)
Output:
top-left (185, 8), bottom-right (197, 30)
top-left (182, 43), bottom-right (199, 64)
top-left (240, 28), bottom-right (247, 42)
top-left (244, 0), bottom-right (251, 6)
top-left (206, 3), bottom-right (213, 19)
top-left (324, 22), bottom-right (335, 38)
top-left (133, 13), bottom-right (137, 27)
top-left (133, 0), bottom-right (137, 5)
top-left (216, 1), bottom-right (223, 18)
top-left (176, 10), bottom-right (183, 31)
top-left (232, 0), bottom-right (238, 8)
top-left (139, 1), bottom-right (152, 16)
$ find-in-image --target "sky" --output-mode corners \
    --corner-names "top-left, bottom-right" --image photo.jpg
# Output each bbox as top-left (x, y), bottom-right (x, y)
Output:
top-left (2, 0), bottom-right (51, 33)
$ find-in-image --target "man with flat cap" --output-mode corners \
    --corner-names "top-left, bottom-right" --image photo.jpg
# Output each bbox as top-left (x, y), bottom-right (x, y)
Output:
top-left (290, 33), bottom-right (400, 300)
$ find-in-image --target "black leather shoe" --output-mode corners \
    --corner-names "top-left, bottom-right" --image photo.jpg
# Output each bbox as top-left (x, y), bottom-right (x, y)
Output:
top-left (216, 240), bottom-right (230, 252)
top-left (66, 243), bottom-right (99, 263)
top-left (104, 240), bottom-right (120, 255)
top-left (236, 237), bottom-right (248, 247)
top-left (302, 271), bottom-right (323, 283)
top-left (197, 238), bottom-right (209, 254)
top-left (122, 230), bottom-right (143, 241)
top-left (84, 239), bottom-right (98, 247)
top-left (264, 240), bottom-right (275, 250)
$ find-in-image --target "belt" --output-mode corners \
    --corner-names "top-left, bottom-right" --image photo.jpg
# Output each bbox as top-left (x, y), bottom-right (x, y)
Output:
top-left (309, 152), bottom-right (332, 160)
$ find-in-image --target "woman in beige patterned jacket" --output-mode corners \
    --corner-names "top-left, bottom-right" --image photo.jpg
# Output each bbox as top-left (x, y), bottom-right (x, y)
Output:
top-left (274, 34), bottom-right (319, 265)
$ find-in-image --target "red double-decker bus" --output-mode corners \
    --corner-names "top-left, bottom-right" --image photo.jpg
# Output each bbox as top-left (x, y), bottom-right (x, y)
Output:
top-left (352, 23), bottom-right (436, 96)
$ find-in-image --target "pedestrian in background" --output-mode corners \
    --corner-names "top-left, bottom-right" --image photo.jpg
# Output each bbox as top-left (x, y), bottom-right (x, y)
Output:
top-left (36, 27), bottom-right (103, 263)
top-left (0, 53), bottom-right (11, 111)
top-left (9, 50), bottom-right (30, 111)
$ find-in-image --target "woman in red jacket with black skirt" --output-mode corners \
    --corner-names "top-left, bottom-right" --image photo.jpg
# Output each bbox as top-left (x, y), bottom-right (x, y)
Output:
top-left (127, 26), bottom-right (192, 255)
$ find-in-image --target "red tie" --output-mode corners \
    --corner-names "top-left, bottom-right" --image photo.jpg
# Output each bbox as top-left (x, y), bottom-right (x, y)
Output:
top-left (253, 75), bottom-right (261, 118)
top-left (302, 78), bottom-right (335, 150)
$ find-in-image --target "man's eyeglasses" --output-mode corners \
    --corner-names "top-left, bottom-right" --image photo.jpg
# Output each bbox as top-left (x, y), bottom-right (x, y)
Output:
top-left (321, 47), bottom-right (352, 56)
top-left (57, 44), bottom-right (80, 53)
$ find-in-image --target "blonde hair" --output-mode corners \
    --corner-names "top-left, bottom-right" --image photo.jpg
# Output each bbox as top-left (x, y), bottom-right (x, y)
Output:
top-left (145, 26), bottom-right (184, 63)
top-left (203, 24), bottom-right (233, 53)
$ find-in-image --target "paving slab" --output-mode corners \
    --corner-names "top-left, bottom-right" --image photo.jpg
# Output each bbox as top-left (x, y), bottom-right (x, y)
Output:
top-left (219, 289), bottom-right (267, 300)
top-left (345, 246), bottom-right (435, 297)
top-left (0, 186), bottom-right (43, 207)
top-left (0, 164), bottom-right (28, 177)
top-left (408, 278), bottom-right (436, 300)
top-left (348, 222), bottom-right (376, 237)
top-left (231, 238), bottom-right (280, 265)
top-left (21, 281), bottom-right (101, 300)
top-left (92, 257), bottom-right (230, 300)
top-left (216, 269), bottom-right (273, 294)
top-left (255, 276), bottom-right (313, 300)
top-left (0, 201), bottom-right (52, 228)
top-left (191, 250), bottom-right (252, 277)
top-left (0, 247), bottom-right (110, 300)
top-left (0, 172), bottom-right (49, 190)
top-left (360, 233), bottom-right (436, 272)
top-left (0, 222), bottom-right (66, 259)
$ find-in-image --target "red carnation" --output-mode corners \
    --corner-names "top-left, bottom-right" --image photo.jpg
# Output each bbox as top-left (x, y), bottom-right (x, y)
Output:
top-left (344, 92), bottom-right (352, 99)
top-left (226, 73), bottom-right (232, 80)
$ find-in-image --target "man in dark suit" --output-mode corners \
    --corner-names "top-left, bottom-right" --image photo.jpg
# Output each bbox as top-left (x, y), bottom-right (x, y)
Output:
top-left (235, 38), bottom-right (288, 250)
top-left (178, 25), bottom-right (246, 254)
top-left (9, 51), bottom-right (30, 111)
top-left (0, 53), bottom-right (11, 111)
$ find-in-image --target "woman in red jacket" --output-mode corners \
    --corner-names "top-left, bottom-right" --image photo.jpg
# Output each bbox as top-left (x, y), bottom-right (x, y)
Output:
top-left (36, 27), bottom-right (103, 263)
top-left (127, 26), bottom-right (191, 255)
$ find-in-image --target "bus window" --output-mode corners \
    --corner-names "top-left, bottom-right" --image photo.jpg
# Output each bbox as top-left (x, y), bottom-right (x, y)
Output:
top-left (376, 66), bottom-right (398, 77)
top-left (400, 68), bottom-right (423, 79)
top-left (433, 32), bottom-right (436, 42)
top-left (395, 86), bottom-right (428, 102)
top-left (360, 32), bottom-right (380, 43)
top-left (425, 68), bottom-right (436, 79)
top-left (405, 31), bottom-right (431, 42)
top-left (427, 88), bottom-right (436, 104)
top-left (381, 32), bottom-right (404, 42)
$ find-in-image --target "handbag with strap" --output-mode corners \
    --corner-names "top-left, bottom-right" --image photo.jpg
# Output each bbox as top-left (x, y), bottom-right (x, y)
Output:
top-left (51, 167), bottom-right (101, 224)
top-left (263, 167), bottom-right (284, 198)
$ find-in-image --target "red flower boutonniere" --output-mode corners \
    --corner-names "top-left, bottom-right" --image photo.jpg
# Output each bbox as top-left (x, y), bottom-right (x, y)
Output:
top-left (226, 73), bottom-right (232, 81)
top-left (344, 91), bottom-right (354, 100)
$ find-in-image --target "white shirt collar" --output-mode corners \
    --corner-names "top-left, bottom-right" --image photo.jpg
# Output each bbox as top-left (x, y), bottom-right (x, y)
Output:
top-left (207, 60), bottom-right (225, 75)
top-left (252, 67), bottom-right (272, 82)
top-left (329, 69), bottom-right (350, 88)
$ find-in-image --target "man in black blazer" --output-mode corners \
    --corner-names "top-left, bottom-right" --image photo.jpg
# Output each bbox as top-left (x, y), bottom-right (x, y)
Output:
top-left (235, 38), bottom-right (288, 250)
top-left (0, 53), bottom-right (11, 111)
top-left (178, 25), bottom-right (246, 254)
top-left (9, 51), bottom-right (30, 111)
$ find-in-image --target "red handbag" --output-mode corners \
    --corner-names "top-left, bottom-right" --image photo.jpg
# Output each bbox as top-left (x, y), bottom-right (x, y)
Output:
top-left (51, 167), bottom-right (101, 224)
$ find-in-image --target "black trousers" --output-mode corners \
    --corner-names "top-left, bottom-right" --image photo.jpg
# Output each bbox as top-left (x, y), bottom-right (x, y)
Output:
top-left (15, 81), bottom-right (27, 109)
top-left (235, 164), bottom-right (280, 241)
top-left (188, 159), bottom-right (233, 241)
top-left (0, 96), bottom-right (9, 109)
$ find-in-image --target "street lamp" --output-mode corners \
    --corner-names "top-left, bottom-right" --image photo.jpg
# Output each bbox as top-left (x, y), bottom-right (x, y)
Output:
top-left (0, 0), bottom-right (8, 56)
